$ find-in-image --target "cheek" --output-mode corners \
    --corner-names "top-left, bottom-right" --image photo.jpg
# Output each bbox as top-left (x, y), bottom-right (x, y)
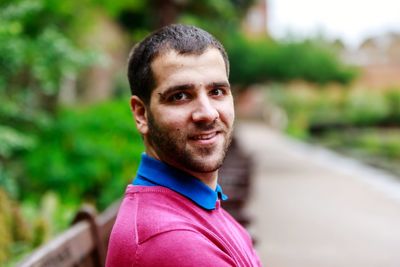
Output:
top-left (220, 101), bottom-right (235, 125)
top-left (157, 112), bottom-right (187, 131)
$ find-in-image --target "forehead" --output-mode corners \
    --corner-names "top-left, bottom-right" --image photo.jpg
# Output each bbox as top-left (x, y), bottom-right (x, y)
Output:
top-left (150, 48), bottom-right (228, 89)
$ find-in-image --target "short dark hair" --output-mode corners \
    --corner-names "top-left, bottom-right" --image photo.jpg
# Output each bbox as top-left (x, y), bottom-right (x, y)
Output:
top-left (127, 24), bottom-right (230, 104)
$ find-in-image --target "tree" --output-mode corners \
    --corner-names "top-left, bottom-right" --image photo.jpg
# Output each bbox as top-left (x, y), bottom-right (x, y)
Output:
top-left (0, 0), bottom-right (97, 197)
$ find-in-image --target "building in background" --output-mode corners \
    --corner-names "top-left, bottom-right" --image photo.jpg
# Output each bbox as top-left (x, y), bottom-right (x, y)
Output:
top-left (242, 0), bottom-right (269, 37)
top-left (342, 33), bottom-right (400, 89)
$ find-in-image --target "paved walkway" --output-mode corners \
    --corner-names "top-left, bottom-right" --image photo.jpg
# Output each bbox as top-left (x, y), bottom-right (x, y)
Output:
top-left (236, 122), bottom-right (400, 267)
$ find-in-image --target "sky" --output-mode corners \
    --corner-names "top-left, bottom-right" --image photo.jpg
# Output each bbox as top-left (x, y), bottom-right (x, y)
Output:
top-left (268, 0), bottom-right (400, 48)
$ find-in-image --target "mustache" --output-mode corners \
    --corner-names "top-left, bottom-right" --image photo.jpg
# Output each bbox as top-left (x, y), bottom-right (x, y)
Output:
top-left (193, 120), bottom-right (224, 132)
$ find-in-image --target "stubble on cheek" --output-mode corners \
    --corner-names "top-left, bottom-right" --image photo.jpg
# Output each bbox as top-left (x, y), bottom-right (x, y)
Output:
top-left (146, 109), bottom-right (234, 173)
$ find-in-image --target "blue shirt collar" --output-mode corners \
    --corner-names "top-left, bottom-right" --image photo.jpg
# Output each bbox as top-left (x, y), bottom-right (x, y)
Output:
top-left (132, 153), bottom-right (228, 210)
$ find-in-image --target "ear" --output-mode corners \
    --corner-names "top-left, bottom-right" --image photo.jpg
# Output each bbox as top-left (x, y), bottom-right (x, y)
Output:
top-left (130, 96), bottom-right (149, 135)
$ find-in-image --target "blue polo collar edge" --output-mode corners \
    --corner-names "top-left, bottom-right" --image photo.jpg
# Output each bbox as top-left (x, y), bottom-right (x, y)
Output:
top-left (133, 154), bottom-right (228, 210)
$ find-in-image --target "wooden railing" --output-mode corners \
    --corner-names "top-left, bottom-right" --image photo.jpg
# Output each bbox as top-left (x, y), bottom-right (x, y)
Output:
top-left (219, 136), bottom-right (253, 227)
top-left (17, 136), bottom-right (253, 267)
top-left (17, 201), bottom-right (120, 267)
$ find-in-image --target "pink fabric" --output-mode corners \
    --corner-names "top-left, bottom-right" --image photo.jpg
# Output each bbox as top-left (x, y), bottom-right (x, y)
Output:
top-left (106, 185), bottom-right (261, 267)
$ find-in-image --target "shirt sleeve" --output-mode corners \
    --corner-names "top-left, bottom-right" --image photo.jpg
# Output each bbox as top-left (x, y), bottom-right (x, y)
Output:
top-left (135, 229), bottom-right (237, 267)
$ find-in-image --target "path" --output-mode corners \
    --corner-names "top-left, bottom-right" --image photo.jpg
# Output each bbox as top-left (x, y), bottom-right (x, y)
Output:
top-left (236, 121), bottom-right (400, 267)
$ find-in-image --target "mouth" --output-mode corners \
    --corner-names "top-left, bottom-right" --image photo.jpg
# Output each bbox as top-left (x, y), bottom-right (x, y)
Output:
top-left (190, 131), bottom-right (219, 140)
top-left (189, 131), bottom-right (221, 145)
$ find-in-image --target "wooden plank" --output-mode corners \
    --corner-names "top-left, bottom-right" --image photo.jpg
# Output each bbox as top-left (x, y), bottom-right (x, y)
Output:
top-left (97, 200), bottom-right (120, 242)
top-left (17, 200), bottom-right (121, 267)
top-left (218, 137), bottom-right (253, 227)
top-left (17, 222), bottom-right (94, 267)
top-left (97, 200), bottom-right (120, 253)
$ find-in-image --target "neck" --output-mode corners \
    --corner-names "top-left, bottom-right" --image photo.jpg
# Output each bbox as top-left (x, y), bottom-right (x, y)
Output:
top-left (144, 147), bottom-right (219, 190)
top-left (185, 169), bottom-right (218, 190)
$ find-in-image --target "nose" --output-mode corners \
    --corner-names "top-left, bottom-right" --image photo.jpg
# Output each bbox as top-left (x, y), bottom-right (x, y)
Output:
top-left (191, 94), bottom-right (219, 123)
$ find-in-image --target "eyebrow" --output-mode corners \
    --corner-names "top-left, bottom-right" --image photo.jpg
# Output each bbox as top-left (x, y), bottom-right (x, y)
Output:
top-left (208, 82), bottom-right (231, 89)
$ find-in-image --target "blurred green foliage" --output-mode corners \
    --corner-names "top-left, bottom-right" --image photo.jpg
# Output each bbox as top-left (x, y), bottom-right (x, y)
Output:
top-left (267, 86), bottom-right (400, 177)
top-left (0, 188), bottom-right (31, 265)
top-left (0, 0), bottom-right (98, 198)
top-left (312, 128), bottom-right (400, 178)
top-left (1, 100), bottom-right (143, 264)
top-left (23, 99), bottom-right (143, 210)
top-left (267, 86), bottom-right (400, 138)
top-left (226, 34), bottom-right (358, 88)
top-left (106, 0), bottom-right (256, 42)
top-left (319, 128), bottom-right (400, 159)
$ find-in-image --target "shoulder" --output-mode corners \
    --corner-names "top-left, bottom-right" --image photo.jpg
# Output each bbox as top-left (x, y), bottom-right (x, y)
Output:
top-left (107, 186), bottom-right (239, 266)
top-left (136, 229), bottom-right (236, 267)
top-left (108, 185), bottom-right (187, 242)
top-left (106, 185), bottom-right (205, 266)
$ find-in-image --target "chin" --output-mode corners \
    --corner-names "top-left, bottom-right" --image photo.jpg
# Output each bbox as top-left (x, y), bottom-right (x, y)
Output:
top-left (189, 155), bottom-right (224, 173)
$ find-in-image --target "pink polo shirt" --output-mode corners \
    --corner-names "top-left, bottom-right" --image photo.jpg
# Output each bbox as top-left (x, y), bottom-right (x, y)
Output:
top-left (106, 185), bottom-right (261, 266)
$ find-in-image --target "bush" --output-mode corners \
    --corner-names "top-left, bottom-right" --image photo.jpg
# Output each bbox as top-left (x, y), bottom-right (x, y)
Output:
top-left (0, 0), bottom-right (99, 200)
top-left (225, 33), bottom-right (358, 88)
top-left (0, 188), bottom-right (31, 266)
top-left (342, 90), bottom-right (389, 126)
top-left (0, 99), bottom-right (143, 264)
top-left (22, 99), bottom-right (143, 210)
top-left (266, 86), bottom-right (400, 137)
top-left (384, 89), bottom-right (400, 124)
top-left (267, 86), bottom-right (400, 177)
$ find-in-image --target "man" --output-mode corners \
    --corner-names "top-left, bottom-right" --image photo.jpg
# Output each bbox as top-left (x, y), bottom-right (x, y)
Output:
top-left (106, 24), bottom-right (261, 267)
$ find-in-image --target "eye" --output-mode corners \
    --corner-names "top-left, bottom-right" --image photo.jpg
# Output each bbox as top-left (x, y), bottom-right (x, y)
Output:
top-left (168, 92), bottom-right (190, 102)
top-left (210, 88), bottom-right (225, 96)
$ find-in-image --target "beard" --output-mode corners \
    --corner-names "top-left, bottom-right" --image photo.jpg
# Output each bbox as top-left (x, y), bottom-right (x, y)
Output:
top-left (147, 111), bottom-right (233, 174)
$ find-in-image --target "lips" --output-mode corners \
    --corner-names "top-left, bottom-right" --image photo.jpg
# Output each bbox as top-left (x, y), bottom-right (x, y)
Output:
top-left (191, 132), bottom-right (218, 140)
top-left (188, 131), bottom-right (223, 146)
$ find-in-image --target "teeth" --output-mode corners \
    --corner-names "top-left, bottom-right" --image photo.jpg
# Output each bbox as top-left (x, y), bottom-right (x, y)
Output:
top-left (193, 133), bottom-right (216, 140)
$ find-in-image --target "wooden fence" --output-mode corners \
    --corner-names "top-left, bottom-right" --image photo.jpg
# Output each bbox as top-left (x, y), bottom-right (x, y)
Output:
top-left (17, 201), bottom-right (120, 267)
top-left (17, 136), bottom-right (253, 267)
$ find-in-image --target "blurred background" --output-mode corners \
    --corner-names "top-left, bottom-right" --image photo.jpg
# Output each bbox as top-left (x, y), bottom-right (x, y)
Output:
top-left (1, 0), bottom-right (400, 266)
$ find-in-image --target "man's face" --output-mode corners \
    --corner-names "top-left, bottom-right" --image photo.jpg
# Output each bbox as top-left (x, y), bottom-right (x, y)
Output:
top-left (144, 48), bottom-right (234, 177)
